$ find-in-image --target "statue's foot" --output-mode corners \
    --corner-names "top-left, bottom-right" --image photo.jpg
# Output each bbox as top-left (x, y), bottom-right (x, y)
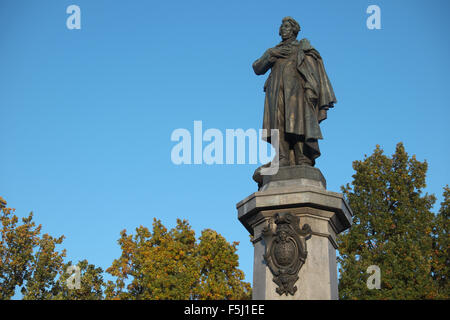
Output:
top-left (295, 156), bottom-right (313, 166)
top-left (279, 158), bottom-right (290, 167)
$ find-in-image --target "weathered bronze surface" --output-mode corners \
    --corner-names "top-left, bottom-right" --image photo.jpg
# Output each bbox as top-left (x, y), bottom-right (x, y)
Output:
top-left (262, 213), bottom-right (312, 296)
top-left (253, 17), bottom-right (336, 167)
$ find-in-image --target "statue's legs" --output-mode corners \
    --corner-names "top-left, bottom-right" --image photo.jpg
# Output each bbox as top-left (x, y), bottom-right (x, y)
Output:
top-left (277, 100), bottom-right (291, 167)
top-left (277, 127), bottom-right (313, 167)
top-left (277, 106), bottom-right (314, 166)
top-left (293, 141), bottom-right (313, 166)
top-left (275, 85), bottom-right (315, 167)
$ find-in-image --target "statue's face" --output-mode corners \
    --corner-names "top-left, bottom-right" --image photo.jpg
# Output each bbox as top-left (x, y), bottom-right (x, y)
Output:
top-left (280, 21), bottom-right (295, 40)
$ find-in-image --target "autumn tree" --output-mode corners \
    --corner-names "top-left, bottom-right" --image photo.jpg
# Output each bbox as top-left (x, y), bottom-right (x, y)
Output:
top-left (337, 143), bottom-right (448, 299)
top-left (0, 197), bottom-right (56, 299)
top-left (0, 197), bottom-right (105, 299)
top-left (106, 219), bottom-right (251, 300)
top-left (52, 260), bottom-right (105, 300)
top-left (21, 233), bottom-right (66, 299)
top-left (1, 197), bottom-right (250, 300)
top-left (193, 229), bottom-right (250, 299)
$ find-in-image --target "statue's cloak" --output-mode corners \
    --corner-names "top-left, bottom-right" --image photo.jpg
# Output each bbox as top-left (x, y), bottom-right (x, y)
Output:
top-left (253, 38), bottom-right (336, 161)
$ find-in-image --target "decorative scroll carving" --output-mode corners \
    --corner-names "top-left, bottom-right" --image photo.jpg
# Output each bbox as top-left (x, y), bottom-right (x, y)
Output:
top-left (262, 213), bottom-right (312, 296)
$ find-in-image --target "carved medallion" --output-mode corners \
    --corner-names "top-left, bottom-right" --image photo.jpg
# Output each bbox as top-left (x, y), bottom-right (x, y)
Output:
top-left (262, 213), bottom-right (312, 296)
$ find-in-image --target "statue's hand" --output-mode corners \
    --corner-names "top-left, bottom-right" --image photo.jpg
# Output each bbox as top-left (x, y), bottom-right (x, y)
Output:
top-left (268, 47), bottom-right (291, 59)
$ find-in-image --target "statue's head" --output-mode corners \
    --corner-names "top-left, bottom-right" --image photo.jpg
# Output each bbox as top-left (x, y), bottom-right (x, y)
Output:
top-left (279, 16), bottom-right (300, 40)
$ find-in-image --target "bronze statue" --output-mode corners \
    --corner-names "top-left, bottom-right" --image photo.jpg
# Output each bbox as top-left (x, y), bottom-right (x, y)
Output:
top-left (253, 17), bottom-right (336, 167)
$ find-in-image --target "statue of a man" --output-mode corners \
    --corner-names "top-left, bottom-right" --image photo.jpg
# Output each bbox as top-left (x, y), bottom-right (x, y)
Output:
top-left (253, 17), bottom-right (336, 167)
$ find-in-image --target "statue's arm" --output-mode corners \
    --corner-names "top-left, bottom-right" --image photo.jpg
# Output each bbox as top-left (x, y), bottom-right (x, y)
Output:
top-left (252, 50), bottom-right (276, 75)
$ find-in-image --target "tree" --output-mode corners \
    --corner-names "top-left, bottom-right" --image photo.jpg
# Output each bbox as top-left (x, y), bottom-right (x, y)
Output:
top-left (1, 197), bottom-right (250, 300)
top-left (0, 197), bottom-right (104, 300)
top-left (431, 186), bottom-right (449, 298)
top-left (337, 143), bottom-right (448, 299)
top-left (193, 229), bottom-right (250, 299)
top-left (106, 218), bottom-right (251, 300)
top-left (21, 233), bottom-right (66, 299)
top-left (0, 197), bottom-right (47, 299)
top-left (52, 260), bottom-right (105, 300)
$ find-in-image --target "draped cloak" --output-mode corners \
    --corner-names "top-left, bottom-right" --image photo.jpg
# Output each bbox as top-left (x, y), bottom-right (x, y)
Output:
top-left (252, 38), bottom-right (336, 162)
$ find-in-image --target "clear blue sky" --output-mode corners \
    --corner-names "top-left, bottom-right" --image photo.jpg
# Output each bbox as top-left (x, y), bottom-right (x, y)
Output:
top-left (1, 0), bottom-right (449, 288)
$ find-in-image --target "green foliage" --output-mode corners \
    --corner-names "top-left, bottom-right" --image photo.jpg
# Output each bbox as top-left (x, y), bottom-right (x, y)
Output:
top-left (194, 229), bottom-right (250, 299)
top-left (105, 219), bottom-right (199, 300)
top-left (22, 233), bottom-right (66, 299)
top-left (338, 143), bottom-right (448, 299)
top-left (0, 198), bottom-right (104, 300)
top-left (0, 198), bottom-right (45, 299)
top-left (106, 219), bottom-right (251, 300)
top-left (431, 186), bottom-right (449, 298)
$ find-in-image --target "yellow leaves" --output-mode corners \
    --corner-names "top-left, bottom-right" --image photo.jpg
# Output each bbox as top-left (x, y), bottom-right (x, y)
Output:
top-left (0, 197), bottom-right (6, 209)
top-left (2, 197), bottom-right (251, 300)
top-left (0, 197), bottom-right (72, 299)
top-left (105, 218), bottom-right (251, 300)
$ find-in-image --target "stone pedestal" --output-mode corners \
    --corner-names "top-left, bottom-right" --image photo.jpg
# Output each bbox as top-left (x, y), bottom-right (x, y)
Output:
top-left (237, 165), bottom-right (353, 300)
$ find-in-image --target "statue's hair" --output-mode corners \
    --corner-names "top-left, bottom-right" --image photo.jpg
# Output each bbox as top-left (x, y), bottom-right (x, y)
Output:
top-left (279, 16), bottom-right (301, 37)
